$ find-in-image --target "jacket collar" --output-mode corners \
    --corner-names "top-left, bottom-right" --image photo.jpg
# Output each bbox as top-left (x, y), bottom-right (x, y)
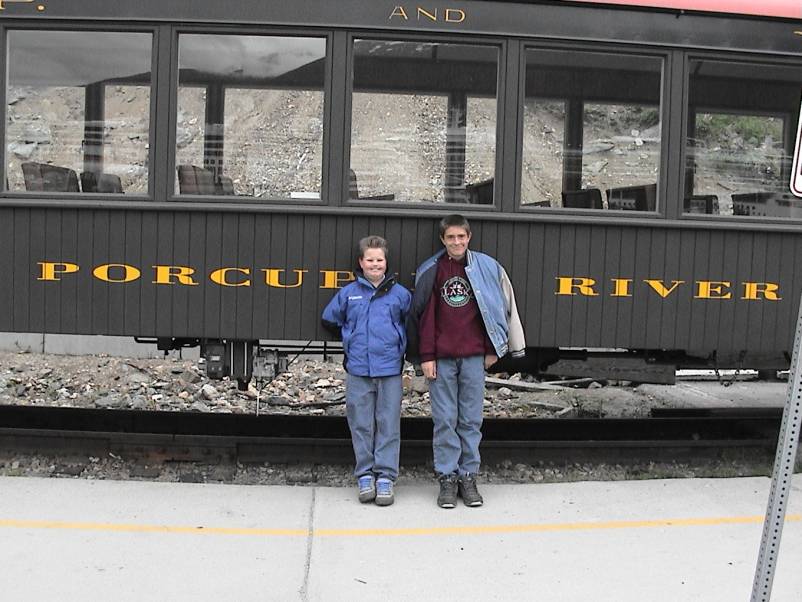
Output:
top-left (356, 272), bottom-right (397, 296)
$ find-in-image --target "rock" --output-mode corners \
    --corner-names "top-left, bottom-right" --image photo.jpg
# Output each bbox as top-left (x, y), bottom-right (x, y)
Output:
top-left (583, 140), bottom-right (614, 154)
top-left (7, 87), bottom-right (27, 105)
top-left (498, 387), bottom-right (512, 397)
top-left (180, 369), bottom-right (202, 384)
top-left (589, 381), bottom-right (603, 389)
top-left (126, 372), bottom-right (151, 385)
top-left (9, 141), bottom-right (36, 160)
top-left (323, 391), bottom-right (346, 402)
top-left (21, 123), bottom-right (52, 144)
top-left (95, 394), bottom-right (123, 408)
top-left (190, 400), bottom-right (210, 412)
top-left (268, 396), bottom-right (292, 406)
top-left (175, 127), bottom-right (196, 148)
top-left (410, 376), bottom-right (429, 394)
top-left (313, 378), bottom-right (331, 387)
top-left (129, 396), bottom-right (148, 410)
top-left (200, 384), bottom-right (218, 400)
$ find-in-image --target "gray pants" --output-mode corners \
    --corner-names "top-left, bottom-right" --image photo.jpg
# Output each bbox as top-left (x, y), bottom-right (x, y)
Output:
top-left (428, 355), bottom-right (484, 476)
top-left (345, 373), bottom-right (402, 481)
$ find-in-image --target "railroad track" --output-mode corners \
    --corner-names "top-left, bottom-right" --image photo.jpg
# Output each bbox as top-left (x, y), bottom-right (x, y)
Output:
top-left (0, 405), bottom-right (784, 467)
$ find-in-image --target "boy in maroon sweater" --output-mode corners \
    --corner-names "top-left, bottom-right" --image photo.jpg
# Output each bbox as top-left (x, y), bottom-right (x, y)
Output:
top-left (408, 214), bottom-right (527, 508)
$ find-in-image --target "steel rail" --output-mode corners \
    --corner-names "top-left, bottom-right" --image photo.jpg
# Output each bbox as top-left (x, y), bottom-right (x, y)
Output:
top-left (0, 405), bottom-right (783, 466)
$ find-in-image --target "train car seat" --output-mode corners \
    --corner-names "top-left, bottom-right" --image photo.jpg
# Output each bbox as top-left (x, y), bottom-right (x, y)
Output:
top-left (177, 164), bottom-right (235, 195)
top-left (22, 162), bottom-right (80, 192)
top-left (607, 183), bottom-right (657, 211)
top-left (80, 171), bottom-right (124, 194)
top-left (562, 188), bottom-right (603, 209)
top-left (465, 178), bottom-right (494, 204)
top-left (684, 194), bottom-right (719, 214)
top-left (348, 168), bottom-right (395, 201)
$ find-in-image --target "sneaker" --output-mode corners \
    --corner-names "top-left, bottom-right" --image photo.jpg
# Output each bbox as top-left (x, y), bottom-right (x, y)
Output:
top-left (437, 474), bottom-right (458, 509)
top-left (357, 475), bottom-right (376, 503)
top-left (457, 474), bottom-right (484, 507)
top-left (375, 478), bottom-right (394, 506)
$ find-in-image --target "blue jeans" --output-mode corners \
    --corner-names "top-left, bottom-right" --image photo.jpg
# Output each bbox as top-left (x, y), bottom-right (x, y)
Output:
top-left (428, 355), bottom-right (484, 476)
top-left (345, 373), bottom-right (402, 481)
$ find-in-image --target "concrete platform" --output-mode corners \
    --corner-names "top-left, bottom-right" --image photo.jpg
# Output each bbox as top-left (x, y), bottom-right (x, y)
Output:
top-left (1, 475), bottom-right (800, 601)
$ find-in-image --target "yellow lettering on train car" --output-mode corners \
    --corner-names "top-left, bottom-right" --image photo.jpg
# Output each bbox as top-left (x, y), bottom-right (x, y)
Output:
top-left (695, 280), bottom-right (732, 299)
top-left (555, 277), bottom-right (599, 296)
top-left (320, 270), bottom-right (355, 289)
top-left (152, 265), bottom-right (198, 286)
top-left (444, 8), bottom-right (466, 22)
top-left (417, 7), bottom-right (437, 21)
top-left (389, 6), bottom-right (408, 20)
top-left (93, 263), bottom-right (141, 283)
top-left (0, 0), bottom-right (35, 11)
top-left (644, 279), bottom-right (684, 298)
top-left (209, 268), bottom-right (251, 287)
top-left (389, 5), bottom-right (465, 23)
top-left (262, 269), bottom-right (307, 288)
top-left (37, 261), bottom-right (79, 281)
top-left (742, 282), bottom-right (781, 301)
top-left (610, 278), bottom-right (632, 297)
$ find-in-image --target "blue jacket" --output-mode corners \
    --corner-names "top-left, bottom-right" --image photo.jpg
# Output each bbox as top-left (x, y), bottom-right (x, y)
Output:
top-left (322, 273), bottom-right (412, 377)
top-left (406, 249), bottom-right (526, 364)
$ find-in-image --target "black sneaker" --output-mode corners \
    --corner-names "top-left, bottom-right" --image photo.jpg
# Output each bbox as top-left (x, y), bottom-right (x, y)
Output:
top-left (458, 474), bottom-right (484, 507)
top-left (437, 474), bottom-right (458, 509)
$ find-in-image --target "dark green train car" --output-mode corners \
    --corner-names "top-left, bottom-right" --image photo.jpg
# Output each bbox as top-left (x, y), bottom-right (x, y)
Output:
top-left (1, 0), bottom-right (801, 384)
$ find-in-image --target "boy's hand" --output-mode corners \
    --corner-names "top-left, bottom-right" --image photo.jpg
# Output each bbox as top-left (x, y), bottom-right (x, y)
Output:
top-left (421, 360), bottom-right (437, 380)
top-left (484, 354), bottom-right (498, 370)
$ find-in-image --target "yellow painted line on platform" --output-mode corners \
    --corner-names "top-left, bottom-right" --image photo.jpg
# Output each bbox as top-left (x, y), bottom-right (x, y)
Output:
top-left (0, 514), bottom-right (799, 538)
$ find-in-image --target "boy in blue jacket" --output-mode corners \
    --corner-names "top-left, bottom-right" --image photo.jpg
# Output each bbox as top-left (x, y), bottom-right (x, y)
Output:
top-left (322, 235), bottom-right (412, 506)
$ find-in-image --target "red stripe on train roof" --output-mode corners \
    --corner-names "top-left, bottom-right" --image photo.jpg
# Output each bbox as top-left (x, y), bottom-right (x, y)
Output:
top-left (559, 0), bottom-right (802, 19)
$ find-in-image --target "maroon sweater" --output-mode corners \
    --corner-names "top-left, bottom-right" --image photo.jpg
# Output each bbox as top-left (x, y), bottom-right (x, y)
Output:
top-left (418, 254), bottom-right (493, 362)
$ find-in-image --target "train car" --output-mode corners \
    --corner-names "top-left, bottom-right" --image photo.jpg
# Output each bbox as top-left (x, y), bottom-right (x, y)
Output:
top-left (1, 0), bottom-right (801, 386)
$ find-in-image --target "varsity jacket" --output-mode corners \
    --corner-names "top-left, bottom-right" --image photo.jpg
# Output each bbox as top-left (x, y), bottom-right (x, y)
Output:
top-left (406, 249), bottom-right (526, 365)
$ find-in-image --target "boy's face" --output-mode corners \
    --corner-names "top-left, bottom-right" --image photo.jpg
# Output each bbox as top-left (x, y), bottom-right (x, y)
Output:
top-left (440, 226), bottom-right (471, 260)
top-left (359, 247), bottom-right (387, 283)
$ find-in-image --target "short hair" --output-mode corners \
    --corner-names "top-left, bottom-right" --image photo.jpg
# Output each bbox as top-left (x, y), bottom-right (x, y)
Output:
top-left (439, 214), bottom-right (471, 237)
top-left (358, 235), bottom-right (388, 259)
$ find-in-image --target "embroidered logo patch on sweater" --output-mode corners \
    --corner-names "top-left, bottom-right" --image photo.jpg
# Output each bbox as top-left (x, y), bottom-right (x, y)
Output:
top-left (441, 276), bottom-right (472, 308)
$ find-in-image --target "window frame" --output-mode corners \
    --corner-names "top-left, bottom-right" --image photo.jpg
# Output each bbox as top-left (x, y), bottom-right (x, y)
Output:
top-left (342, 31), bottom-right (507, 212)
top-left (0, 23), bottom-right (159, 201)
top-left (515, 41), bottom-right (671, 218)
top-left (167, 25), bottom-right (333, 205)
top-left (679, 51), bottom-right (802, 224)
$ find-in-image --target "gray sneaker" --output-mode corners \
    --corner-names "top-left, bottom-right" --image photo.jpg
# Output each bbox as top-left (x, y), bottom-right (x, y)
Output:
top-left (357, 474), bottom-right (376, 503)
top-left (458, 474), bottom-right (484, 507)
top-left (437, 474), bottom-right (458, 509)
top-left (375, 478), bottom-right (394, 506)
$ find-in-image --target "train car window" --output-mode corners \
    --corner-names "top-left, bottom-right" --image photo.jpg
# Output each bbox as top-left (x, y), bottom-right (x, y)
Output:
top-left (5, 30), bottom-right (152, 195)
top-left (175, 34), bottom-right (326, 200)
top-left (521, 48), bottom-right (662, 211)
top-left (349, 40), bottom-right (498, 204)
top-left (684, 58), bottom-right (802, 218)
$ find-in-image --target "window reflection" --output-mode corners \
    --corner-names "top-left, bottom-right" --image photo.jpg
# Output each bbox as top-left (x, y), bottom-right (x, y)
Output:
top-left (522, 48), bottom-right (662, 211)
top-left (5, 30), bottom-right (152, 194)
top-left (685, 59), bottom-right (802, 218)
top-left (350, 40), bottom-right (498, 203)
top-left (175, 34), bottom-right (326, 199)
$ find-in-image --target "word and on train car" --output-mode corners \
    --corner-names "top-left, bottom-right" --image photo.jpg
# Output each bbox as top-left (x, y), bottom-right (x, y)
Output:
top-left (1, 0), bottom-right (802, 386)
